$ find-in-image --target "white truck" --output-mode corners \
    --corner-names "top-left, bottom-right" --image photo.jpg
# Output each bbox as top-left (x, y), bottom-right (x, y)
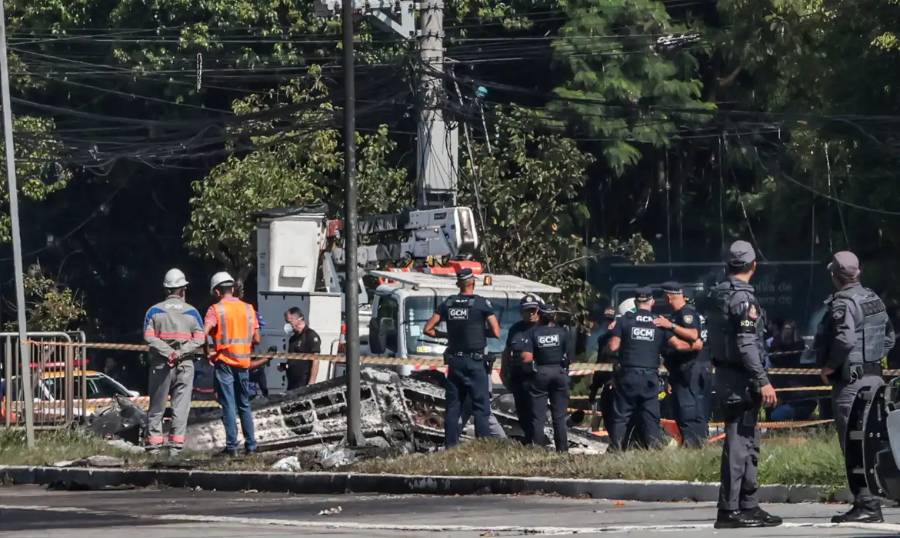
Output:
top-left (254, 205), bottom-right (560, 393)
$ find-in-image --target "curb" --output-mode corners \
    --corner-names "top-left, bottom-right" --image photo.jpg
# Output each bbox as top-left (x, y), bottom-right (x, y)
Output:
top-left (0, 465), bottom-right (851, 504)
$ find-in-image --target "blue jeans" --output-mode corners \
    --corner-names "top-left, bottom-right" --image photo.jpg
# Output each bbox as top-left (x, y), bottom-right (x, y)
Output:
top-left (214, 362), bottom-right (257, 451)
top-left (445, 353), bottom-right (491, 447)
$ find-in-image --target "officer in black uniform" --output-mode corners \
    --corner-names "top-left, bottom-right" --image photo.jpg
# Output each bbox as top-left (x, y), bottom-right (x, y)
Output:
top-left (606, 287), bottom-right (692, 451)
top-left (707, 240), bottom-right (781, 529)
top-left (815, 251), bottom-right (895, 524)
top-left (502, 294), bottom-right (543, 443)
top-left (424, 268), bottom-right (501, 448)
top-left (520, 302), bottom-right (571, 451)
top-left (655, 282), bottom-right (709, 448)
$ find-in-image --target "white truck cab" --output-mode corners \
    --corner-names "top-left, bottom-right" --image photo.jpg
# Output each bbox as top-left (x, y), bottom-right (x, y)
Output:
top-left (367, 270), bottom-right (561, 366)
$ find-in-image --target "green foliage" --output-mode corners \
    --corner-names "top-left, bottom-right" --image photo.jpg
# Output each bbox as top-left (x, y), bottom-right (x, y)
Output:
top-left (552, 0), bottom-right (712, 175)
top-left (459, 107), bottom-right (652, 322)
top-left (0, 117), bottom-right (70, 243)
top-left (4, 265), bottom-right (86, 332)
top-left (185, 68), bottom-right (410, 281)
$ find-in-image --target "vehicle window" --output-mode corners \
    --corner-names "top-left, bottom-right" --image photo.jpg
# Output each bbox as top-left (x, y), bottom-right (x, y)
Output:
top-left (376, 297), bottom-right (400, 352)
top-left (405, 296), bottom-right (441, 355)
top-left (410, 295), bottom-right (520, 356)
top-left (87, 376), bottom-right (128, 399)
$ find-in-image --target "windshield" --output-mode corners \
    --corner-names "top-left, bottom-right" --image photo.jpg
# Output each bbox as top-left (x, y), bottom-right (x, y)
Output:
top-left (404, 295), bottom-right (522, 356)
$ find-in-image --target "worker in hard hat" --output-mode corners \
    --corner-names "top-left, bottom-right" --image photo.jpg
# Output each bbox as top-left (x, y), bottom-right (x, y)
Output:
top-left (143, 269), bottom-right (205, 454)
top-left (204, 271), bottom-right (261, 456)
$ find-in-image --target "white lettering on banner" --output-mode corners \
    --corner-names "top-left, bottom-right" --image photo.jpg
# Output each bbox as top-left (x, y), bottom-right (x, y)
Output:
top-left (448, 308), bottom-right (469, 320)
top-left (537, 334), bottom-right (560, 347)
top-left (635, 315), bottom-right (654, 323)
top-left (631, 327), bottom-right (655, 341)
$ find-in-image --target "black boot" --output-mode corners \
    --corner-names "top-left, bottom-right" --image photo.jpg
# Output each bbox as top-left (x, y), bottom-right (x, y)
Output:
top-left (742, 507), bottom-right (783, 527)
top-left (831, 504), bottom-right (883, 524)
top-left (714, 509), bottom-right (764, 529)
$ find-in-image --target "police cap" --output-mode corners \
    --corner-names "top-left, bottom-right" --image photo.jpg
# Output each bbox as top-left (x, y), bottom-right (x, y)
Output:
top-left (634, 286), bottom-right (654, 301)
top-left (520, 294), bottom-right (542, 310)
top-left (539, 302), bottom-right (557, 314)
top-left (456, 268), bottom-right (476, 282)
top-left (828, 251), bottom-right (861, 279)
top-left (727, 240), bottom-right (756, 266)
top-left (661, 281), bottom-right (683, 294)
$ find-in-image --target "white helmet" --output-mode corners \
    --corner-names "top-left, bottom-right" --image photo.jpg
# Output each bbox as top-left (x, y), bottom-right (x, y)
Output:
top-left (163, 268), bottom-right (188, 289)
top-left (210, 271), bottom-right (235, 293)
top-left (616, 297), bottom-right (637, 316)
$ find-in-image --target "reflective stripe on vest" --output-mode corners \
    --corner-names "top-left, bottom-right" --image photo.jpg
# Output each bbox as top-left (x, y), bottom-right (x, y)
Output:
top-left (213, 300), bottom-right (254, 368)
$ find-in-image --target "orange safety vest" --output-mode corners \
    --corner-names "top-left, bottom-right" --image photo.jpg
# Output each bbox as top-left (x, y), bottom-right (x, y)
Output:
top-left (212, 298), bottom-right (256, 368)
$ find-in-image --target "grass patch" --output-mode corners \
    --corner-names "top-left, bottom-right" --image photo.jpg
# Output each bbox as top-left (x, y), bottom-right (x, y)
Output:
top-left (0, 428), bottom-right (847, 488)
top-left (351, 429), bottom-right (846, 488)
top-left (0, 429), bottom-right (150, 466)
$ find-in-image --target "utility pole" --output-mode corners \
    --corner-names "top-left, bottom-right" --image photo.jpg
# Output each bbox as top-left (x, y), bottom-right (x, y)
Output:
top-left (342, 0), bottom-right (364, 447)
top-left (0, 1), bottom-right (34, 448)
top-left (416, 0), bottom-right (457, 209)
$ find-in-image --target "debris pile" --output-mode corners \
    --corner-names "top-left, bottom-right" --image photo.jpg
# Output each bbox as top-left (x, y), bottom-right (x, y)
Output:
top-left (185, 368), bottom-right (607, 455)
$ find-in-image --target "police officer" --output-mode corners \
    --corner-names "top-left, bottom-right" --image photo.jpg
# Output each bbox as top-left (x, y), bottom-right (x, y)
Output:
top-left (606, 287), bottom-right (692, 451)
top-left (502, 294), bottom-right (543, 443)
top-left (815, 251), bottom-right (895, 524)
top-left (655, 282), bottom-right (709, 448)
top-left (708, 240), bottom-right (781, 529)
top-left (587, 306), bottom-right (617, 415)
top-left (424, 268), bottom-right (501, 448)
top-left (520, 303), bottom-right (571, 451)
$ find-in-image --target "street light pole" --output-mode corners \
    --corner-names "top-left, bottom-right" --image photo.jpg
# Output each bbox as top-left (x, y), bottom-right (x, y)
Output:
top-left (0, 0), bottom-right (34, 448)
top-left (342, 0), bottom-right (364, 447)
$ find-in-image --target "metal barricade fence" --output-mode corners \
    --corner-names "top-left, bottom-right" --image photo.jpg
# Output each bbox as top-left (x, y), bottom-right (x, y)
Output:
top-left (1, 331), bottom-right (86, 429)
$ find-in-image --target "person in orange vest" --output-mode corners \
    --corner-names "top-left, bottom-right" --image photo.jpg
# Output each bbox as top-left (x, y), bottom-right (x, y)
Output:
top-left (204, 271), bottom-right (261, 456)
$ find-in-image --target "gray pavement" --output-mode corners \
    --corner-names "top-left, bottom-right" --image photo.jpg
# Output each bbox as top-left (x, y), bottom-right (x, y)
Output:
top-left (1, 485), bottom-right (899, 537)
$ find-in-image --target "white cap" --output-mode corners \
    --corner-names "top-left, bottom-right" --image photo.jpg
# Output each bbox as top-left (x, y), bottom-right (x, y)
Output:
top-left (616, 297), bottom-right (637, 316)
top-left (210, 271), bottom-right (235, 293)
top-left (163, 268), bottom-right (188, 289)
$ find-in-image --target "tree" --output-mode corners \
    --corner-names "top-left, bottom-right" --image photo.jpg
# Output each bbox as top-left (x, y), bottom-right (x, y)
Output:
top-left (4, 264), bottom-right (86, 331)
top-left (184, 68), bottom-right (410, 283)
top-left (458, 106), bottom-right (653, 323)
top-left (552, 0), bottom-right (712, 175)
top-left (0, 116), bottom-right (71, 243)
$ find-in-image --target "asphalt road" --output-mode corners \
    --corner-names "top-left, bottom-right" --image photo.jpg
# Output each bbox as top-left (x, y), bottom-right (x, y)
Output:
top-left (2, 485), bottom-right (900, 537)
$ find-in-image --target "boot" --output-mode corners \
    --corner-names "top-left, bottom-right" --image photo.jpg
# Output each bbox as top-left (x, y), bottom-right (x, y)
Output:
top-left (714, 509), bottom-right (764, 529)
top-left (831, 504), bottom-right (883, 524)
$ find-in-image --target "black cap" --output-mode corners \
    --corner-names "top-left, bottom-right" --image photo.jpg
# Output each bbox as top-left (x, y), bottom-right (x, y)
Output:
top-left (520, 294), bottom-right (542, 310)
top-left (661, 281), bottom-right (683, 294)
top-left (539, 302), bottom-right (557, 314)
top-left (634, 287), bottom-right (654, 301)
top-left (456, 268), bottom-right (475, 282)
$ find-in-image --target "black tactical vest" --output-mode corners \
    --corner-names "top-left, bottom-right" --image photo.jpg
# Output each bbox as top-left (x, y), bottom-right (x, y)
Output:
top-left (530, 325), bottom-right (567, 365)
top-left (444, 294), bottom-right (488, 353)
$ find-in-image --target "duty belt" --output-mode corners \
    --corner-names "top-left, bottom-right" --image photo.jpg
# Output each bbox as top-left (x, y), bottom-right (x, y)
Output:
top-left (447, 351), bottom-right (484, 359)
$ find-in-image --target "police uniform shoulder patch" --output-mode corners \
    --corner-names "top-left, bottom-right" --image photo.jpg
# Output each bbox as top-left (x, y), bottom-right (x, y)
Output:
top-left (484, 298), bottom-right (493, 309)
top-left (747, 304), bottom-right (759, 321)
top-left (682, 314), bottom-right (694, 325)
top-left (832, 307), bottom-right (846, 321)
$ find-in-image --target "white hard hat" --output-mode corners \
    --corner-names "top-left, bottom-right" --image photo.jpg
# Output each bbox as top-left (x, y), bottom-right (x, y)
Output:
top-left (616, 298), bottom-right (637, 316)
top-left (210, 271), bottom-right (235, 293)
top-left (163, 268), bottom-right (188, 289)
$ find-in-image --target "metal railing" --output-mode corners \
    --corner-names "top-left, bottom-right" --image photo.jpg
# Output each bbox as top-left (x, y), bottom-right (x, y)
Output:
top-left (2, 331), bottom-right (86, 428)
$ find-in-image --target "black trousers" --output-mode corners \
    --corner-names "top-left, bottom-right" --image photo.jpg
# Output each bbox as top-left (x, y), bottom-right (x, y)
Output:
top-left (669, 359), bottom-right (711, 447)
top-left (527, 364), bottom-right (570, 452)
top-left (445, 353), bottom-right (491, 447)
top-left (509, 372), bottom-right (534, 443)
top-left (608, 368), bottom-right (662, 451)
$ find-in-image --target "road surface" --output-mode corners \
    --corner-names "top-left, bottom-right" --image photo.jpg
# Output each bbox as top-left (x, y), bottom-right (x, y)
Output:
top-left (2, 485), bottom-right (900, 537)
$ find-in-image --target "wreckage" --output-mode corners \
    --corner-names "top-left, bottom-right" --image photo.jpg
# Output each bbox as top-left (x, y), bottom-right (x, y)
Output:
top-left (185, 368), bottom-right (607, 454)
